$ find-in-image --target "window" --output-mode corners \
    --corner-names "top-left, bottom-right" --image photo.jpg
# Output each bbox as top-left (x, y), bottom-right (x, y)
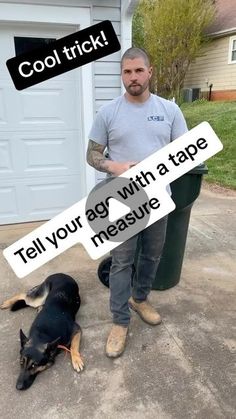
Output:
top-left (228, 36), bottom-right (236, 64)
top-left (14, 37), bottom-right (56, 56)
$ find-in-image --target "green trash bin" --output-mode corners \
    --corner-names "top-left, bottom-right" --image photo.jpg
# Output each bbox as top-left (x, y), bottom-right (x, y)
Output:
top-left (150, 163), bottom-right (208, 290)
top-left (97, 164), bottom-right (208, 290)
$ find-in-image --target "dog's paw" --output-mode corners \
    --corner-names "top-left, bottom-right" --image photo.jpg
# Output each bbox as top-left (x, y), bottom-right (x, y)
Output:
top-left (71, 352), bottom-right (84, 373)
top-left (0, 300), bottom-right (11, 309)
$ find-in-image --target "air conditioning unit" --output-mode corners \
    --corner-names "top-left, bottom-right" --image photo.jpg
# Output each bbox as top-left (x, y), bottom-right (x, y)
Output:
top-left (182, 88), bottom-right (200, 102)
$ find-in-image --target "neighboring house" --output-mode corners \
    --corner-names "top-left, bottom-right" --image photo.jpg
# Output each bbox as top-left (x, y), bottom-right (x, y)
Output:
top-left (0, 0), bottom-right (138, 225)
top-left (183, 0), bottom-right (236, 101)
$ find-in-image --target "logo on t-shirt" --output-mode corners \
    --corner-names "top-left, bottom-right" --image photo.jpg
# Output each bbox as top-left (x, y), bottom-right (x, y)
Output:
top-left (147, 115), bottom-right (164, 121)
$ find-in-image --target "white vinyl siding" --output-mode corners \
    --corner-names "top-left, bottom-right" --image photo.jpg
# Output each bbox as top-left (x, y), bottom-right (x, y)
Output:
top-left (92, 1), bottom-right (122, 182)
top-left (184, 35), bottom-right (236, 91)
top-left (92, 4), bottom-right (121, 113)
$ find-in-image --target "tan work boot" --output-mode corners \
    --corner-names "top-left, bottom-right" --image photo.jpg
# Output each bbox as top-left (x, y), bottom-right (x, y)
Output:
top-left (106, 324), bottom-right (128, 358)
top-left (129, 297), bottom-right (162, 325)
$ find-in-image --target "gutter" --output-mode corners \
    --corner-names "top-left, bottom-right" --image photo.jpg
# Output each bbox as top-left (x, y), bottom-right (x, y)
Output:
top-left (122, 0), bottom-right (139, 15)
top-left (208, 26), bottom-right (236, 38)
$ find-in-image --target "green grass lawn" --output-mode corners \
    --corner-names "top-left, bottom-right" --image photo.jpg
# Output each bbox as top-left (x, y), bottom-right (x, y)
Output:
top-left (181, 100), bottom-right (236, 189)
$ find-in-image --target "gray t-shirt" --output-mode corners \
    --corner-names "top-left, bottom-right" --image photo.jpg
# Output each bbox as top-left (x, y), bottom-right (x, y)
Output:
top-left (89, 93), bottom-right (188, 162)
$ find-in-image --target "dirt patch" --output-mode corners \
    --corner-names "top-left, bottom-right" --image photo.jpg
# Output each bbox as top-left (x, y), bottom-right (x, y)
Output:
top-left (202, 181), bottom-right (236, 197)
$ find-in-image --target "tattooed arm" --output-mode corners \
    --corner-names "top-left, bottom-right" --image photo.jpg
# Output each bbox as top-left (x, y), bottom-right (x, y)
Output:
top-left (86, 140), bottom-right (139, 176)
top-left (86, 140), bottom-right (110, 173)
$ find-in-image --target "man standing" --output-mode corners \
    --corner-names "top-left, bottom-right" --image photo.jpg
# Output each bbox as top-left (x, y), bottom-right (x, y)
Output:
top-left (87, 47), bottom-right (188, 358)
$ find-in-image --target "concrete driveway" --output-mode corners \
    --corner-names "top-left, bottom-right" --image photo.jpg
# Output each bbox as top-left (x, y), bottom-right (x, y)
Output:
top-left (0, 184), bottom-right (235, 419)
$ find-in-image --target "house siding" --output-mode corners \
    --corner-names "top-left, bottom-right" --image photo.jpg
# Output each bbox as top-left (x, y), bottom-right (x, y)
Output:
top-left (184, 36), bottom-right (236, 99)
top-left (91, 2), bottom-right (122, 182)
top-left (92, 4), bottom-right (121, 113)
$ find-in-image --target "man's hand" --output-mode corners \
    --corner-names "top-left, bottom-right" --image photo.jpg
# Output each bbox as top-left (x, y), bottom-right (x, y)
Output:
top-left (107, 161), bottom-right (139, 176)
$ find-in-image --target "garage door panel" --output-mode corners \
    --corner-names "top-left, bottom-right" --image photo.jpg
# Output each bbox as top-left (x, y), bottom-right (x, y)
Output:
top-left (0, 81), bottom-right (79, 131)
top-left (24, 138), bottom-right (71, 173)
top-left (0, 137), bottom-right (13, 175)
top-left (1, 176), bottom-right (81, 223)
top-left (21, 132), bottom-right (80, 177)
top-left (25, 182), bottom-right (73, 215)
top-left (22, 176), bottom-right (81, 220)
top-left (0, 131), bottom-right (80, 179)
top-left (0, 31), bottom-right (14, 80)
top-left (0, 86), bottom-right (20, 130)
top-left (0, 186), bottom-right (18, 220)
top-left (17, 82), bottom-right (79, 131)
top-left (20, 89), bottom-right (64, 124)
top-left (0, 87), bottom-right (7, 124)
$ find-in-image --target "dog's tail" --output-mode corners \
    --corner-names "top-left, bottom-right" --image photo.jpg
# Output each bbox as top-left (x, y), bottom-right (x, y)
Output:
top-left (11, 300), bottom-right (28, 311)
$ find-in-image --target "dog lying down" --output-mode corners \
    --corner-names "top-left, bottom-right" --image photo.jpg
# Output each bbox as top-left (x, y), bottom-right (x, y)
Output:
top-left (1, 273), bottom-right (84, 390)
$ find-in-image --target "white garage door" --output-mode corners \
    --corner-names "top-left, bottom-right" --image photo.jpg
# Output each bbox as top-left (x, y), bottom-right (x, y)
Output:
top-left (0, 23), bottom-right (83, 225)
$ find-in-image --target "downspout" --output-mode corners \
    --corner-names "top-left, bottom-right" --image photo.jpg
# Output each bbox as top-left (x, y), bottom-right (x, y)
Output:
top-left (208, 83), bottom-right (213, 101)
top-left (121, 0), bottom-right (139, 52)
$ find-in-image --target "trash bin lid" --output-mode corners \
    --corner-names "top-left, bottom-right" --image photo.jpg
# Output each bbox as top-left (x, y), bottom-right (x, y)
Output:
top-left (188, 163), bottom-right (208, 174)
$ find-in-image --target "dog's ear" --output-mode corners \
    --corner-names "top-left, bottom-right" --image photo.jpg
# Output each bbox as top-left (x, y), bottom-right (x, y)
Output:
top-left (19, 329), bottom-right (29, 348)
top-left (46, 337), bottom-right (61, 353)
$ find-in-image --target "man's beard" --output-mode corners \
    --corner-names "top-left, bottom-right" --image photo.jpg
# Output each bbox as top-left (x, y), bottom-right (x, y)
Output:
top-left (125, 80), bottom-right (149, 96)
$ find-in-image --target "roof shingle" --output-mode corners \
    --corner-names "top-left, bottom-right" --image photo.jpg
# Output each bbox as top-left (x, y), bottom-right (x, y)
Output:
top-left (207, 0), bottom-right (236, 34)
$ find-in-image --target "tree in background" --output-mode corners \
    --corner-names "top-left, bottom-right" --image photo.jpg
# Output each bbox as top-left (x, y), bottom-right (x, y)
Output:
top-left (132, 0), bottom-right (216, 103)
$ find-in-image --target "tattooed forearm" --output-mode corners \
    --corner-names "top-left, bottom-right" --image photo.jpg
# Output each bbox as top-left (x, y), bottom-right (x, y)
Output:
top-left (86, 140), bottom-right (111, 173)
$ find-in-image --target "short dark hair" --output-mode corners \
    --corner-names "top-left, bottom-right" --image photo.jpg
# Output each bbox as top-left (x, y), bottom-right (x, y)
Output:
top-left (121, 47), bottom-right (151, 68)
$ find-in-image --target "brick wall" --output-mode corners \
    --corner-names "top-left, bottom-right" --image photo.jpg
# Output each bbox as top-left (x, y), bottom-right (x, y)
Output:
top-left (201, 90), bottom-right (236, 101)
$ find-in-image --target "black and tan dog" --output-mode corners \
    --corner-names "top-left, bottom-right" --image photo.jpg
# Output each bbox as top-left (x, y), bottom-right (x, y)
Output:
top-left (1, 273), bottom-right (84, 390)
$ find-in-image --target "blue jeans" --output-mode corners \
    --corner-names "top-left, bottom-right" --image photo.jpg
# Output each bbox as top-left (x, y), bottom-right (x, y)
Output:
top-left (109, 216), bottom-right (167, 326)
